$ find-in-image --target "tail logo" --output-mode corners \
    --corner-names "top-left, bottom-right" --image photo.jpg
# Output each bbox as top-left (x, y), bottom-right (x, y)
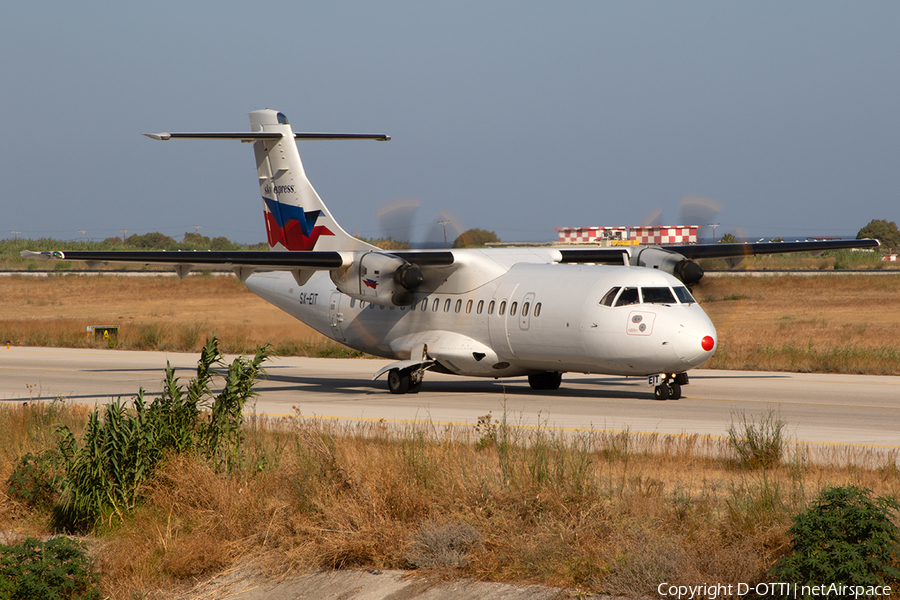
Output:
top-left (263, 197), bottom-right (334, 251)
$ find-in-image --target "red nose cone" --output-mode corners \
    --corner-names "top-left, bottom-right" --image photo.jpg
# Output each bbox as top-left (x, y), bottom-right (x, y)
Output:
top-left (701, 336), bottom-right (715, 352)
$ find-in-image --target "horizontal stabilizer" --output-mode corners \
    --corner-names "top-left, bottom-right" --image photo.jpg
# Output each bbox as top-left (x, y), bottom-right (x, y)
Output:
top-left (143, 132), bottom-right (390, 142)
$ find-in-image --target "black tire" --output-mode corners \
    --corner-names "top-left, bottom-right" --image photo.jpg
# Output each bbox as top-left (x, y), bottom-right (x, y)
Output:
top-left (668, 383), bottom-right (682, 400)
top-left (528, 371), bottom-right (562, 391)
top-left (654, 384), bottom-right (669, 400)
top-left (408, 379), bottom-right (422, 394)
top-left (387, 368), bottom-right (410, 394)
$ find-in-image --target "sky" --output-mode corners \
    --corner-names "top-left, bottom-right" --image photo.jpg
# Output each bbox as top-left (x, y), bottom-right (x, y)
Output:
top-left (2, 2), bottom-right (899, 245)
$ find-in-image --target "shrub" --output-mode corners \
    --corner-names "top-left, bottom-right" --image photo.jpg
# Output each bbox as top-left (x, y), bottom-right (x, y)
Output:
top-left (52, 337), bottom-right (268, 531)
top-left (6, 451), bottom-right (61, 509)
top-left (0, 537), bottom-right (101, 600)
top-left (772, 486), bottom-right (900, 590)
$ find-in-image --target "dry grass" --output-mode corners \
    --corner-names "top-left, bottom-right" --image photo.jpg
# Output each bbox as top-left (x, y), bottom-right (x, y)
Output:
top-left (3, 403), bottom-right (898, 598)
top-left (0, 274), bottom-right (353, 356)
top-left (697, 275), bottom-right (900, 374)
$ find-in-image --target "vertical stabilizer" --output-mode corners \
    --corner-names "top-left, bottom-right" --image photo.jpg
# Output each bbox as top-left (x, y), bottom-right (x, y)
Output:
top-left (249, 109), bottom-right (375, 252)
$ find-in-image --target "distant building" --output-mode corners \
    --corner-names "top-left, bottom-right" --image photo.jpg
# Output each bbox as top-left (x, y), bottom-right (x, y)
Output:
top-left (555, 225), bottom-right (698, 245)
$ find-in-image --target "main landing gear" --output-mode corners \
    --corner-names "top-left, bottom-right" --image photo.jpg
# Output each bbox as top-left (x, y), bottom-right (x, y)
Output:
top-left (653, 372), bottom-right (688, 400)
top-left (528, 371), bottom-right (562, 391)
top-left (387, 366), bottom-right (424, 394)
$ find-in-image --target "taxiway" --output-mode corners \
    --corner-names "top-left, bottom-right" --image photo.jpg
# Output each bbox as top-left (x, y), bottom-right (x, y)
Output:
top-left (2, 346), bottom-right (898, 453)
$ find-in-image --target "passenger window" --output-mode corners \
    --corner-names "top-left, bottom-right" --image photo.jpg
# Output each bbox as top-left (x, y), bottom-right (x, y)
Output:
top-left (369, 303), bottom-right (376, 310)
top-left (600, 286), bottom-right (620, 307)
top-left (534, 302), bottom-right (542, 317)
top-left (466, 299), bottom-right (473, 314)
top-left (444, 299), bottom-right (451, 312)
top-left (488, 300), bottom-right (495, 315)
top-left (499, 301), bottom-right (507, 316)
top-left (522, 302), bottom-right (530, 316)
top-left (510, 301), bottom-right (518, 316)
top-left (673, 286), bottom-right (696, 304)
top-left (411, 298), bottom-right (418, 310)
top-left (615, 287), bottom-right (640, 307)
top-left (477, 300), bottom-right (484, 314)
top-left (455, 299), bottom-right (461, 313)
top-left (432, 298), bottom-right (439, 312)
top-left (379, 305), bottom-right (385, 310)
top-left (350, 298), bottom-right (356, 308)
top-left (641, 287), bottom-right (676, 305)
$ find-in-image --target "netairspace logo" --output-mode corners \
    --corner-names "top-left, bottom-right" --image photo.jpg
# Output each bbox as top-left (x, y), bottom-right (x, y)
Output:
top-left (657, 582), bottom-right (893, 599)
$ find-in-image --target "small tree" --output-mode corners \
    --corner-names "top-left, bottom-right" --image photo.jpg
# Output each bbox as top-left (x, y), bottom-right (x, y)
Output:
top-left (126, 232), bottom-right (177, 249)
top-left (718, 233), bottom-right (738, 244)
top-left (857, 219), bottom-right (900, 250)
top-left (452, 228), bottom-right (500, 248)
top-left (772, 486), bottom-right (900, 590)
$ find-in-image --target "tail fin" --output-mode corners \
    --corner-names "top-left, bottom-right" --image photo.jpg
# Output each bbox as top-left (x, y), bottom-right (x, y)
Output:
top-left (249, 109), bottom-right (376, 252)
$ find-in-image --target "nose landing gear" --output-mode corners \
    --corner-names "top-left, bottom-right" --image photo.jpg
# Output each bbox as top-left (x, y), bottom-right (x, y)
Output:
top-left (652, 372), bottom-right (687, 400)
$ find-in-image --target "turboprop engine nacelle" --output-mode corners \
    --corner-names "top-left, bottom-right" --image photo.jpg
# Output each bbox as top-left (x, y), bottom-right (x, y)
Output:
top-left (331, 252), bottom-right (424, 307)
top-left (631, 247), bottom-right (704, 285)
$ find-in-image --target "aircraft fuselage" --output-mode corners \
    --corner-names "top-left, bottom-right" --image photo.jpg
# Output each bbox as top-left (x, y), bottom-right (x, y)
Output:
top-left (245, 248), bottom-right (717, 380)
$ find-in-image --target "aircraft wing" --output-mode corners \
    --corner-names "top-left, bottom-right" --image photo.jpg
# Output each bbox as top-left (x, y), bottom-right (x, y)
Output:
top-left (666, 238), bottom-right (880, 260)
top-left (20, 249), bottom-right (456, 285)
top-left (21, 249), bottom-right (454, 269)
top-left (22, 249), bottom-right (348, 271)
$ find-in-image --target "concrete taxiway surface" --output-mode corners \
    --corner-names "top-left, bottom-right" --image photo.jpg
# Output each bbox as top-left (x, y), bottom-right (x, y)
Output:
top-left (1, 346), bottom-right (898, 452)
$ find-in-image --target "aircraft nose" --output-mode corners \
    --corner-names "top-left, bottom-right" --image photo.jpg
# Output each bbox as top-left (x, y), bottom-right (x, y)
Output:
top-left (673, 312), bottom-right (717, 367)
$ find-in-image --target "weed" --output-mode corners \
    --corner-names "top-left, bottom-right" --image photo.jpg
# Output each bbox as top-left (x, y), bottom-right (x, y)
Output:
top-left (135, 322), bottom-right (166, 350)
top-left (6, 451), bottom-right (61, 509)
top-left (176, 322), bottom-right (206, 351)
top-left (598, 531), bottom-right (684, 597)
top-left (727, 409), bottom-right (786, 469)
top-left (474, 413), bottom-right (498, 450)
top-left (406, 521), bottom-right (482, 569)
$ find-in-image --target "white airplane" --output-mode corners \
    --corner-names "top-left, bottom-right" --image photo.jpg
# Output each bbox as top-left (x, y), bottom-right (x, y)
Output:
top-left (24, 109), bottom-right (879, 400)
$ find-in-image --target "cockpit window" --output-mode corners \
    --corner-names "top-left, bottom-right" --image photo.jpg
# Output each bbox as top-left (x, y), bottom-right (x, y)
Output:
top-left (276, 112), bottom-right (289, 125)
top-left (673, 286), bottom-right (696, 304)
top-left (641, 287), bottom-right (676, 305)
top-left (614, 287), bottom-right (639, 307)
top-left (600, 286), bottom-right (620, 307)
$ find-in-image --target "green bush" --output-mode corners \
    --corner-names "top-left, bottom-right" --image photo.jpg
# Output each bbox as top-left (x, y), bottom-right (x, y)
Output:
top-left (0, 537), bottom-right (101, 600)
top-left (772, 486), bottom-right (900, 591)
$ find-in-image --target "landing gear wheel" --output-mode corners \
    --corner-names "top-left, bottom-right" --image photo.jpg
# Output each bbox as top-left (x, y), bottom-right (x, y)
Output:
top-left (387, 368), bottom-right (410, 394)
top-left (654, 383), bottom-right (670, 400)
top-left (408, 380), bottom-right (422, 394)
top-left (668, 383), bottom-right (682, 400)
top-left (528, 371), bottom-right (562, 391)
